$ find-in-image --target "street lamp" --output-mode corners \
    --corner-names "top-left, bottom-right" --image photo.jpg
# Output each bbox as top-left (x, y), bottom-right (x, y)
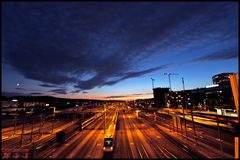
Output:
top-left (182, 77), bottom-right (197, 142)
top-left (151, 78), bottom-right (155, 90)
top-left (164, 73), bottom-right (178, 91)
top-left (181, 77), bottom-right (188, 138)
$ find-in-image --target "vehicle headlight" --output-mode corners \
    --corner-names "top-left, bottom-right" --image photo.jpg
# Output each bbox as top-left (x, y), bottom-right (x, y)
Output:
top-left (103, 147), bottom-right (106, 150)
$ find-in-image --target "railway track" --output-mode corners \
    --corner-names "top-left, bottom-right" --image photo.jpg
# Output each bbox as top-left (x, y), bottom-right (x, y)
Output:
top-left (139, 114), bottom-right (204, 159)
top-left (142, 112), bottom-right (234, 156)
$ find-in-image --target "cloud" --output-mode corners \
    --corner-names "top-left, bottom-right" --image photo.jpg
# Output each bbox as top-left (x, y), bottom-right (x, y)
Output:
top-left (70, 89), bottom-right (82, 93)
top-left (191, 47), bottom-right (238, 62)
top-left (105, 92), bottom-right (152, 99)
top-left (14, 87), bottom-right (45, 93)
top-left (2, 92), bottom-right (25, 97)
top-left (99, 64), bottom-right (170, 87)
top-left (49, 88), bottom-right (67, 94)
top-left (69, 90), bottom-right (88, 94)
top-left (2, 2), bottom-right (237, 92)
top-left (105, 95), bottom-right (128, 99)
top-left (131, 93), bottom-right (152, 96)
top-left (39, 83), bottom-right (57, 88)
top-left (29, 92), bottom-right (44, 95)
top-left (15, 87), bottom-right (25, 90)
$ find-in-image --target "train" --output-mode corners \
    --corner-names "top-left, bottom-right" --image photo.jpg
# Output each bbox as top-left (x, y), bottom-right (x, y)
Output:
top-left (56, 112), bottom-right (104, 144)
top-left (56, 122), bottom-right (81, 144)
top-left (103, 111), bottom-right (118, 152)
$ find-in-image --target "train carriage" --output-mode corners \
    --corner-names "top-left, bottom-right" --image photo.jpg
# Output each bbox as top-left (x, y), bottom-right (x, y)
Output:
top-left (103, 112), bottom-right (118, 152)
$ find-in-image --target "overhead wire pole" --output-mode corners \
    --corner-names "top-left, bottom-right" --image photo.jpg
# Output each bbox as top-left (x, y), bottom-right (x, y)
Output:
top-left (182, 77), bottom-right (197, 143)
top-left (182, 77), bottom-right (188, 139)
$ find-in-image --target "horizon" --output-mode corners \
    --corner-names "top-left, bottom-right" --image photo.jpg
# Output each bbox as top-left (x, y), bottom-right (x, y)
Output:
top-left (2, 2), bottom-right (238, 101)
top-left (1, 94), bottom-right (152, 102)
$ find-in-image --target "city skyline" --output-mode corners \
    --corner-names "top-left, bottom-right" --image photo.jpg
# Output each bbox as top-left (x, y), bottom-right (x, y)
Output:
top-left (2, 2), bottom-right (238, 100)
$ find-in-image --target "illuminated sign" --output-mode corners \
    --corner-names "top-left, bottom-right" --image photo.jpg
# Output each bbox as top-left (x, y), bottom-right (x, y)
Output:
top-left (106, 140), bottom-right (112, 145)
top-left (206, 84), bottom-right (219, 88)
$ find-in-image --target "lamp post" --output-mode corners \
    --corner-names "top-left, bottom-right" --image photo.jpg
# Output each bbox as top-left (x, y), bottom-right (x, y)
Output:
top-left (151, 78), bottom-right (155, 90)
top-left (182, 77), bottom-right (197, 142)
top-left (182, 77), bottom-right (185, 91)
top-left (164, 73), bottom-right (176, 108)
top-left (164, 73), bottom-right (178, 91)
top-left (181, 77), bottom-right (188, 138)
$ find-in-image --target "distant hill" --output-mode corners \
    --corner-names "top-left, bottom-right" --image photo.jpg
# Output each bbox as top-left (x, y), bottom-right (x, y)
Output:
top-left (1, 95), bottom-right (124, 103)
top-left (1, 96), bottom-right (10, 101)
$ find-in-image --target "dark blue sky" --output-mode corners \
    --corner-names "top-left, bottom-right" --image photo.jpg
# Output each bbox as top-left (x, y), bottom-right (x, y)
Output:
top-left (2, 2), bottom-right (238, 100)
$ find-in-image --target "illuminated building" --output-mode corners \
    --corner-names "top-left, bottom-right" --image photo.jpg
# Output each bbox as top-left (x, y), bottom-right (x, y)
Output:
top-left (191, 73), bottom-right (236, 110)
top-left (212, 72), bottom-right (234, 86)
top-left (191, 85), bottom-right (234, 110)
top-left (168, 90), bottom-right (192, 109)
top-left (152, 73), bottom-right (236, 110)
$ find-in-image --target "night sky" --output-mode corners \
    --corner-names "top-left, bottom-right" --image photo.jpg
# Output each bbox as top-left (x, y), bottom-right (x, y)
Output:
top-left (2, 2), bottom-right (238, 100)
